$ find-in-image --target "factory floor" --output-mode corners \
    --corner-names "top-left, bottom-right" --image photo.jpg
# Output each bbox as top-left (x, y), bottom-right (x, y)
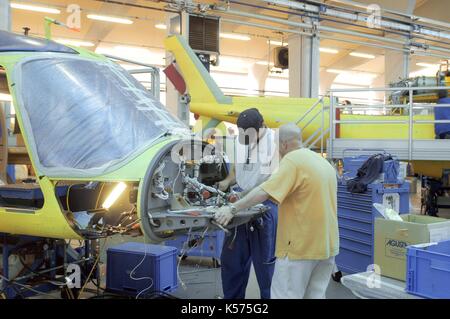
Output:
top-left (172, 257), bottom-right (356, 299)
top-left (95, 235), bottom-right (357, 300)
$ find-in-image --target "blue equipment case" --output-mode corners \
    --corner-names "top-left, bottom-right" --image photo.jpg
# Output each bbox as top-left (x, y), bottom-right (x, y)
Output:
top-left (106, 242), bottom-right (178, 297)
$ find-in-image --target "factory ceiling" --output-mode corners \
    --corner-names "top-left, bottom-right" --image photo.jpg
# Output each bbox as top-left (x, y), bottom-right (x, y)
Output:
top-left (7, 0), bottom-right (450, 87)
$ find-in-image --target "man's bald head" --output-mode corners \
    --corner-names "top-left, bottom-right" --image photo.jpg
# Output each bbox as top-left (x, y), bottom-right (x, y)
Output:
top-left (278, 123), bottom-right (302, 157)
top-left (279, 123), bottom-right (302, 143)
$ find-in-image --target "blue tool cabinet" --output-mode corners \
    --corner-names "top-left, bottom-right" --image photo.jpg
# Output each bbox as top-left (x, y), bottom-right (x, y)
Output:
top-left (336, 181), bottom-right (410, 274)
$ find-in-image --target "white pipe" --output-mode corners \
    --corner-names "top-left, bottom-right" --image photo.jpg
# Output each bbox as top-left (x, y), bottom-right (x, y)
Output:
top-left (219, 8), bottom-right (450, 56)
top-left (329, 0), bottom-right (450, 31)
top-left (221, 16), bottom-right (450, 60)
top-left (262, 0), bottom-right (450, 41)
top-left (222, 9), bottom-right (405, 46)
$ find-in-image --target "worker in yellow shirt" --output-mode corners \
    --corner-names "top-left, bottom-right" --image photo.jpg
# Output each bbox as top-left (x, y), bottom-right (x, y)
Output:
top-left (214, 123), bottom-right (339, 299)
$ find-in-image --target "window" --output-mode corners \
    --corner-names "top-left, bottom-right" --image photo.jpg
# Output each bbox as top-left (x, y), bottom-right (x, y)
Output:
top-left (14, 56), bottom-right (188, 176)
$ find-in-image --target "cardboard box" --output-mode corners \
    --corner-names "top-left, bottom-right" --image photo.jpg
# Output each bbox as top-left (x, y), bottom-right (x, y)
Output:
top-left (374, 214), bottom-right (450, 281)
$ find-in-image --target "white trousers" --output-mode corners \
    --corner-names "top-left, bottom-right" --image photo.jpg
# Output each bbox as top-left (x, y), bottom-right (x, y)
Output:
top-left (271, 256), bottom-right (335, 299)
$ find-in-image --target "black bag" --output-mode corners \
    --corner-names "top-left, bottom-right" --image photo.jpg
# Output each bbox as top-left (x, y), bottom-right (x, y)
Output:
top-left (346, 153), bottom-right (394, 193)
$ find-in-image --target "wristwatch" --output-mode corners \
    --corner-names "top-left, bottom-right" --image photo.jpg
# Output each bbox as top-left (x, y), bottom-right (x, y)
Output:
top-left (230, 205), bottom-right (238, 216)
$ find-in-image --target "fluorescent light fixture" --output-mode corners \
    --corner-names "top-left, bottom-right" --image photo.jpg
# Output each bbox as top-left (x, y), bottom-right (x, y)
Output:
top-left (220, 33), bottom-right (251, 41)
top-left (0, 93), bottom-right (12, 102)
top-left (56, 39), bottom-right (95, 47)
top-left (256, 61), bottom-right (274, 66)
top-left (267, 40), bottom-right (287, 46)
top-left (155, 24), bottom-right (167, 30)
top-left (326, 68), bottom-right (347, 74)
top-left (11, 2), bottom-right (61, 14)
top-left (416, 62), bottom-right (440, 68)
top-left (87, 14), bottom-right (133, 25)
top-left (102, 182), bottom-right (127, 209)
top-left (349, 52), bottom-right (376, 59)
top-left (327, 68), bottom-right (378, 78)
top-left (320, 47), bottom-right (339, 54)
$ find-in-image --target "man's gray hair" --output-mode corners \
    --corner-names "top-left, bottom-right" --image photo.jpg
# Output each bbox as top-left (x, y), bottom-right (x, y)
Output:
top-left (279, 123), bottom-right (302, 143)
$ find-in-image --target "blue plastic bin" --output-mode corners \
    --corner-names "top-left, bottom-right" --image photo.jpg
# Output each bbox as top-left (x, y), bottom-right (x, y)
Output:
top-left (106, 242), bottom-right (178, 297)
top-left (164, 230), bottom-right (225, 260)
top-left (406, 240), bottom-right (450, 299)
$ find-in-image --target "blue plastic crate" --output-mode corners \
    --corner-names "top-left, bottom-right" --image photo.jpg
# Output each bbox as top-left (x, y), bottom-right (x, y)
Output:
top-left (106, 242), bottom-right (178, 297)
top-left (336, 182), bottom-right (410, 274)
top-left (406, 240), bottom-right (450, 299)
top-left (164, 230), bottom-right (225, 260)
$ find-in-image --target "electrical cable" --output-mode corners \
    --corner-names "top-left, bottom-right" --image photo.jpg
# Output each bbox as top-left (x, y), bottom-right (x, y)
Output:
top-left (129, 236), bottom-right (154, 300)
top-left (171, 162), bottom-right (182, 194)
top-left (176, 226), bottom-right (210, 290)
top-left (77, 234), bottom-right (108, 299)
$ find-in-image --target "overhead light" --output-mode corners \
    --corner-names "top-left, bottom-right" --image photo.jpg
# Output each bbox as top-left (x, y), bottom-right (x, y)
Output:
top-left (267, 40), bottom-right (287, 46)
top-left (0, 93), bottom-right (12, 102)
top-left (416, 62), bottom-right (440, 68)
top-left (326, 68), bottom-right (347, 74)
top-left (256, 61), bottom-right (274, 66)
top-left (10, 2), bottom-right (61, 14)
top-left (349, 52), bottom-right (376, 59)
top-left (87, 14), bottom-right (133, 25)
top-left (220, 33), bottom-right (251, 41)
top-left (327, 68), bottom-right (378, 78)
top-left (56, 39), bottom-right (95, 47)
top-left (155, 24), bottom-right (167, 30)
top-left (319, 47), bottom-right (339, 54)
top-left (102, 182), bottom-right (127, 209)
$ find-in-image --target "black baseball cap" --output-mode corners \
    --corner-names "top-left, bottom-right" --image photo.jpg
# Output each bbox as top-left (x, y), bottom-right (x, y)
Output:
top-left (237, 108), bottom-right (264, 131)
top-left (237, 108), bottom-right (264, 145)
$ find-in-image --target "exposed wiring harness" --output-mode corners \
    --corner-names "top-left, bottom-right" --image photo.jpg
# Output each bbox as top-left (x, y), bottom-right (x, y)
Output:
top-left (129, 236), bottom-right (154, 299)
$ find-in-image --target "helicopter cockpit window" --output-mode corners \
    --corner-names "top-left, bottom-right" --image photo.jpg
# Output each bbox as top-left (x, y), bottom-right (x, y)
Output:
top-left (13, 56), bottom-right (189, 177)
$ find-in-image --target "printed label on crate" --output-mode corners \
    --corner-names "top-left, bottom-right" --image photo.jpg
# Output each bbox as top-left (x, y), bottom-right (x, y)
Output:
top-left (385, 238), bottom-right (411, 259)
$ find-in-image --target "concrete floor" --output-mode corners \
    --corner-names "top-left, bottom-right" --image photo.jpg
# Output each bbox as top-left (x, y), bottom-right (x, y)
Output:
top-left (101, 235), bottom-right (357, 299)
top-left (172, 257), bottom-right (356, 299)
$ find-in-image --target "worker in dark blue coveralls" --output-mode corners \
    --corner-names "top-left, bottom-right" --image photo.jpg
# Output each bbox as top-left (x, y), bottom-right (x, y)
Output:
top-left (217, 108), bottom-right (278, 299)
top-left (435, 89), bottom-right (450, 139)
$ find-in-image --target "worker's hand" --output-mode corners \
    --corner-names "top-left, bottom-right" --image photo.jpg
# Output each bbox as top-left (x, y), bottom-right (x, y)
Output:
top-left (227, 192), bottom-right (241, 203)
top-left (214, 206), bottom-right (234, 226)
top-left (218, 179), bottom-right (230, 192)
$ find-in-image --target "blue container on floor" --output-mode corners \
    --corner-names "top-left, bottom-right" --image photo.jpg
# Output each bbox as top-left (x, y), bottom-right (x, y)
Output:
top-left (336, 181), bottom-right (410, 274)
top-left (406, 240), bottom-right (450, 299)
top-left (106, 242), bottom-right (178, 297)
